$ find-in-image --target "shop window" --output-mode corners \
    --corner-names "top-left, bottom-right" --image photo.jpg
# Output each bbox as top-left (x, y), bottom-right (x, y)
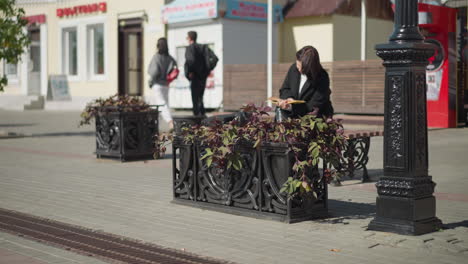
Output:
top-left (4, 62), bottom-right (18, 77)
top-left (87, 24), bottom-right (105, 76)
top-left (62, 27), bottom-right (78, 76)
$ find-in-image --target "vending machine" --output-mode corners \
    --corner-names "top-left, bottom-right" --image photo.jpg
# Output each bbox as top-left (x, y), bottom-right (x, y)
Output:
top-left (418, 3), bottom-right (458, 128)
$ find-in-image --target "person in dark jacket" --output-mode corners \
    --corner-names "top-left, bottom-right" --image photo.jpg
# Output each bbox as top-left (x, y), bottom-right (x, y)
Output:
top-left (148, 37), bottom-right (177, 129)
top-left (184, 31), bottom-right (208, 116)
top-left (278, 46), bottom-right (334, 119)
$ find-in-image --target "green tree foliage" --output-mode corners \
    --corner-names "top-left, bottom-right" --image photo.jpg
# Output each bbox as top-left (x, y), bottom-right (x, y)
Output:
top-left (0, 0), bottom-right (30, 92)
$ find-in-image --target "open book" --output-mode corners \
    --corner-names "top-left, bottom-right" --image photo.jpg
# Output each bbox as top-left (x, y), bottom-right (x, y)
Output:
top-left (268, 97), bottom-right (305, 104)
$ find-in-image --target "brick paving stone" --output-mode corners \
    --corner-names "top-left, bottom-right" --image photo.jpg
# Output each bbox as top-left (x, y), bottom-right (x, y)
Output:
top-left (0, 110), bottom-right (468, 264)
top-left (0, 248), bottom-right (47, 264)
top-left (0, 232), bottom-right (106, 264)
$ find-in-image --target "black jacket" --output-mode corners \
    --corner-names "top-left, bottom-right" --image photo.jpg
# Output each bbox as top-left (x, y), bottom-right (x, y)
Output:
top-left (279, 63), bottom-right (334, 118)
top-left (184, 43), bottom-right (208, 80)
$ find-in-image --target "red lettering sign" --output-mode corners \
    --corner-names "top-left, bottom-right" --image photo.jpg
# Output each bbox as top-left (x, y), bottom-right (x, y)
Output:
top-left (56, 2), bottom-right (106, 18)
top-left (99, 2), bottom-right (106, 12)
top-left (24, 14), bottom-right (46, 24)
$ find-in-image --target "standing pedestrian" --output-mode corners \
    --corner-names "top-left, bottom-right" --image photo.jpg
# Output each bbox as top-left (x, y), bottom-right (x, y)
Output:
top-left (184, 31), bottom-right (209, 117)
top-left (148, 37), bottom-right (177, 130)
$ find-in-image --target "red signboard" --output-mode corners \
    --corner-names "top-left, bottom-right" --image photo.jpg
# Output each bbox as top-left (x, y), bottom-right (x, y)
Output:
top-left (418, 3), bottom-right (458, 128)
top-left (24, 14), bottom-right (46, 25)
top-left (57, 2), bottom-right (106, 18)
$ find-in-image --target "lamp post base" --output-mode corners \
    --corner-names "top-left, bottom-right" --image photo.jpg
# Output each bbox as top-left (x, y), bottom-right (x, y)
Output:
top-left (368, 216), bottom-right (442, 236)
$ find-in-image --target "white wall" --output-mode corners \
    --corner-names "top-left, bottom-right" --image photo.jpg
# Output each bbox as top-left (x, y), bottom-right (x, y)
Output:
top-left (167, 21), bottom-right (224, 109)
top-left (280, 16), bottom-right (334, 63)
top-left (222, 18), bottom-right (279, 64)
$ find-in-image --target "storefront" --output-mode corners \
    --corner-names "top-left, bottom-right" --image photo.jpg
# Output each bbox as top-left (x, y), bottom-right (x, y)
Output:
top-left (1, 0), bottom-right (165, 110)
top-left (162, 0), bottom-right (283, 109)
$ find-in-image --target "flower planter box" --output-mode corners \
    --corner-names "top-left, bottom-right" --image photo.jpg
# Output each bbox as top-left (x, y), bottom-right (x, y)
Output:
top-left (172, 116), bottom-right (205, 136)
top-left (95, 108), bottom-right (159, 161)
top-left (172, 139), bottom-right (328, 223)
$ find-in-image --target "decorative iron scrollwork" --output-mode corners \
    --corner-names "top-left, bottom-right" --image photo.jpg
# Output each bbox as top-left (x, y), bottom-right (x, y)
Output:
top-left (173, 142), bottom-right (195, 200)
top-left (341, 137), bottom-right (371, 182)
top-left (173, 141), bottom-right (329, 222)
top-left (95, 110), bottom-right (159, 161)
top-left (376, 177), bottom-right (436, 198)
top-left (197, 144), bottom-right (259, 210)
top-left (96, 114), bottom-right (121, 152)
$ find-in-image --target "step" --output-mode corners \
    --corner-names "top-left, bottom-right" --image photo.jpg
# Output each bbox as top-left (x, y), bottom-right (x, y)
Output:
top-left (0, 95), bottom-right (38, 110)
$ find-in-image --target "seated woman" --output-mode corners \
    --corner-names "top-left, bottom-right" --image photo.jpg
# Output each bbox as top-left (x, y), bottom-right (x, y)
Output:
top-left (277, 46), bottom-right (334, 119)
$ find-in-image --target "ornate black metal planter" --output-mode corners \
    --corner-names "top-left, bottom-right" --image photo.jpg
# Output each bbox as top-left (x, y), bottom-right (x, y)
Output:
top-left (172, 139), bottom-right (328, 223)
top-left (172, 116), bottom-right (204, 136)
top-left (95, 107), bottom-right (159, 161)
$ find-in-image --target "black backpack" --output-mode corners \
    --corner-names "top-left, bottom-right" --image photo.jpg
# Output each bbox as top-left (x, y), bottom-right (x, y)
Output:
top-left (203, 45), bottom-right (218, 73)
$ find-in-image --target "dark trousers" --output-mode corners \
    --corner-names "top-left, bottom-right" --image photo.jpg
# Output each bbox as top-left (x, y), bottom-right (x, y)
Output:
top-left (190, 77), bottom-right (207, 116)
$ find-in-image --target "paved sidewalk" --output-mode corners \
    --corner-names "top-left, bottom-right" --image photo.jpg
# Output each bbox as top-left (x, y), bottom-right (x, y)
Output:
top-left (0, 110), bottom-right (467, 264)
top-left (0, 232), bottom-right (105, 264)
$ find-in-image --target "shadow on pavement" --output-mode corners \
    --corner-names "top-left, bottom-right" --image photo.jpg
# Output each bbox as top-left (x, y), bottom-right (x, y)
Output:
top-left (443, 220), bottom-right (468, 230)
top-left (318, 200), bottom-right (376, 224)
top-left (333, 169), bottom-right (383, 185)
top-left (32, 131), bottom-right (95, 137)
top-left (0, 123), bottom-right (37, 127)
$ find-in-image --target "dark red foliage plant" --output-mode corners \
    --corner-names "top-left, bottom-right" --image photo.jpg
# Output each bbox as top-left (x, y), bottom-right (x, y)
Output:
top-left (180, 103), bottom-right (346, 198)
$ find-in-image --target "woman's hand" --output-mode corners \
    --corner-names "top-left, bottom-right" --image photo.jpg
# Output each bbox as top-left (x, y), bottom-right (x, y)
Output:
top-left (278, 98), bottom-right (294, 110)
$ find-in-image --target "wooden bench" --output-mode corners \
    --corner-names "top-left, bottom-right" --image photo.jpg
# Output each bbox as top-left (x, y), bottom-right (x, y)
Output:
top-left (342, 130), bottom-right (384, 183)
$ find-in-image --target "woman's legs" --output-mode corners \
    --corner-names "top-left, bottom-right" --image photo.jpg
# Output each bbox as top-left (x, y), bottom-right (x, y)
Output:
top-left (152, 83), bottom-right (173, 129)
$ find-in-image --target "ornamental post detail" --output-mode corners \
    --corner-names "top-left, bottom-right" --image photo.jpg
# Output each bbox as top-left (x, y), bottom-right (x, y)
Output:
top-left (368, 0), bottom-right (442, 235)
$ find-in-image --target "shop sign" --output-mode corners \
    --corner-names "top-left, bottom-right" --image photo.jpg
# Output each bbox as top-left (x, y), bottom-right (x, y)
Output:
top-left (161, 0), bottom-right (217, 24)
top-left (48, 75), bottom-right (71, 101)
top-left (24, 14), bottom-right (46, 25)
top-left (57, 2), bottom-right (107, 18)
top-left (225, 1), bottom-right (283, 23)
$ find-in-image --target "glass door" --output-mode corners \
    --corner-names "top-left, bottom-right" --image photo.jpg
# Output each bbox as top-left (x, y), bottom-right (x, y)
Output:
top-left (118, 19), bottom-right (143, 96)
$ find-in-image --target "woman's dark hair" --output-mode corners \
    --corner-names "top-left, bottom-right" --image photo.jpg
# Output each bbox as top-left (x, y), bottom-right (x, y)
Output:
top-left (187, 31), bottom-right (197, 42)
top-left (296, 46), bottom-right (323, 80)
top-left (157, 38), bottom-right (169, 55)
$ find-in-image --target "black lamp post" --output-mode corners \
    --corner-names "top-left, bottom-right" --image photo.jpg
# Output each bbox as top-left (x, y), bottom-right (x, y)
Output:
top-left (367, 0), bottom-right (442, 235)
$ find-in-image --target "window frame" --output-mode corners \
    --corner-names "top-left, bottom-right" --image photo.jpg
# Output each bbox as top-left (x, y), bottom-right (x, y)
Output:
top-left (87, 23), bottom-right (106, 81)
top-left (61, 27), bottom-right (78, 78)
top-left (58, 16), bottom-right (107, 83)
top-left (3, 61), bottom-right (19, 84)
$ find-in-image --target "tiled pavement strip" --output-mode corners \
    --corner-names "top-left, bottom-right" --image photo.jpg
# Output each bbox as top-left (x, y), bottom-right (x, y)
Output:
top-left (0, 110), bottom-right (467, 264)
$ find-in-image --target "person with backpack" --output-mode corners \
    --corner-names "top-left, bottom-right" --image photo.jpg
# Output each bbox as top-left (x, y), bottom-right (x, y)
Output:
top-left (148, 37), bottom-right (178, 130)
top-left (184, 31), bottom-right (218, 117)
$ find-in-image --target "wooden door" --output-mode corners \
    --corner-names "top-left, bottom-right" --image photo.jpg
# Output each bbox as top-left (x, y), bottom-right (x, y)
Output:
top-left (118, 19), bottom-right (143, 96)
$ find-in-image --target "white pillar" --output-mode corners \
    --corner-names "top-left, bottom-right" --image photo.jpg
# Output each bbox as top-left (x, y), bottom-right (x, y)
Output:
top-left (267, 0), bottom-right (273, 106)
top-left (20, 27), bottom-right (29, 96)
top-left (40, 24), bottom-right (48, 96)
top-left (361, 0), bottom-right (367, 61)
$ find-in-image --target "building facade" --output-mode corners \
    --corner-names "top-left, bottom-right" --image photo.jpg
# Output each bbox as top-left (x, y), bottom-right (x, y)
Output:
top-left (163, 0), bottom-right (285, 109)
top-left (280, 0), bottom-right (395, 62)
top-left (1, 0), bottom-right (166, 110)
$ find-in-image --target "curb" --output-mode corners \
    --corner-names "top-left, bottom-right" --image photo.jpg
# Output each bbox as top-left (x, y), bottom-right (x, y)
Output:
top-left (0, 131), bottom-right (29, 139)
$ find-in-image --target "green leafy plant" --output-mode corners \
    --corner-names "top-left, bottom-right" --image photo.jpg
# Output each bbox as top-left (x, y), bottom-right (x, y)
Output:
top-left (183, 119), bottom-right (244, 170)
top-left (273, 115), bottom-right (346, 198)
top-left (154, 132), bottom-right (173, 159)
top-left (179, 104), bottom-right (346, 199)
top-left (79, 94), bottom-right (150, 126)
top-left (0, 0), bottom-right (30, 92)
